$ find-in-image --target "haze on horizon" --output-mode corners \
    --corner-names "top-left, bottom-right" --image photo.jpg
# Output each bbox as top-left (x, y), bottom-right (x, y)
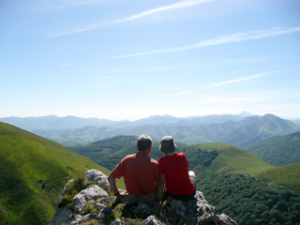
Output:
top-left (1, 0), bottom-right (300, 121)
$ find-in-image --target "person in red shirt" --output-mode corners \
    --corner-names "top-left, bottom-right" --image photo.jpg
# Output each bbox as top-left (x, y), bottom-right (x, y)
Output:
top-left (153, 136), bottom-right (196, 209)
top-left (108, 134), bottom-right (159, 203)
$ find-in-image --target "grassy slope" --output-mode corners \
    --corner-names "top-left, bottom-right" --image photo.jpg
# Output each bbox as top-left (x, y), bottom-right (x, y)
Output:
top-left (257, 163), bottom-right (300, 189)
top-left (176, 142), bottom-right (274, 175)
top-left (0, 122), bottom-right (124, 225)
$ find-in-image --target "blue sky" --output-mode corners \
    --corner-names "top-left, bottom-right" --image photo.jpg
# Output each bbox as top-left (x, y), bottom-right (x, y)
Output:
top-left (1, 0), bottom-right (300, 120)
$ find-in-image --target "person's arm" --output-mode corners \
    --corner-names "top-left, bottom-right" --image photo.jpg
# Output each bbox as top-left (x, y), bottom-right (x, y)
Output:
top-left (151, 174), bottom-right (165, 211)
top-left (107, 174), bottom-right (126, 198)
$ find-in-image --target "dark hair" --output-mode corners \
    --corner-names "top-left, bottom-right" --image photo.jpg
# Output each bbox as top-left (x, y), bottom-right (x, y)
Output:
top-left (137, 134), bottom-right (152, 151)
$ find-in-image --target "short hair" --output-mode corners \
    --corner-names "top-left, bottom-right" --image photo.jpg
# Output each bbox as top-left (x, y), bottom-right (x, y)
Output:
top-left (137, 134), bottom-right (152, 151)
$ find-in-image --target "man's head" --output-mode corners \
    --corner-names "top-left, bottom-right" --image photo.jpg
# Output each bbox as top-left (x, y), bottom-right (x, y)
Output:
top-left (137, 134), bottom-right (152, 152)
top-left (159, 135), bottom-right (177, 154)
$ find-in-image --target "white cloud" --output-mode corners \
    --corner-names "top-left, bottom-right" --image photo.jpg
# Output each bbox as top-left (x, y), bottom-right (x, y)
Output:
top-left (48, 0), bottom-right (213, 37)
top-left (167, 70), bottom-right (280, 97)
top-left (112, 27), bottom-right (300, 58)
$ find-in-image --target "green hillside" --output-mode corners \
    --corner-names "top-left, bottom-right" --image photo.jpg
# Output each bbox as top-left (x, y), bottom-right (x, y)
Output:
top-left (245, 131), bottom-right (300, 166)
top-left (0, 122), bottom-right (124, 225)
top-left (257, 163), bottom-right (300, 189)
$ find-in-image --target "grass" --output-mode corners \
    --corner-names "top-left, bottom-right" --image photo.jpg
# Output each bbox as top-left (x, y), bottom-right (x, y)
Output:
top-left (257, 163), bottom-right (300, 189)
top-left (0, 122), bottom-right (125, 225)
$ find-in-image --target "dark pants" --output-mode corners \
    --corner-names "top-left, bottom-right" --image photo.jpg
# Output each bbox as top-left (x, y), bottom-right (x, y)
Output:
top-left (166, 171), bottom-right (196, 201)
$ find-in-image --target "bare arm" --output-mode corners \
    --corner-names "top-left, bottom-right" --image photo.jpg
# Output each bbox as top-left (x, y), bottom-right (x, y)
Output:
top-left (152, 174), bottom-right (165, 211)
top-left (107, 174), bottom-right (119, 194)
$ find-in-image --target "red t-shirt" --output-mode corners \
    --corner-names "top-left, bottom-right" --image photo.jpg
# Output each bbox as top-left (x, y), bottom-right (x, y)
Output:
top-left (158, 152), bottom-right (195, 195)
top-left (111, 152), bottom-right (159, 196)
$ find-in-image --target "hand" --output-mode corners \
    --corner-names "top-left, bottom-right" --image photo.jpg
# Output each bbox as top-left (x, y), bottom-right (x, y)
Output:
top-left (151, 201), bottom-right (161, 212)
top-left (116, 191), bottom-right (128, 199)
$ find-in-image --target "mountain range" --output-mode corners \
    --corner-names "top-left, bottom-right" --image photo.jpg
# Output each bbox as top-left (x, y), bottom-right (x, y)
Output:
top-left (0, 112), bottom-right (251, 131)
top-left (28, 114), bottom-right (300, 149)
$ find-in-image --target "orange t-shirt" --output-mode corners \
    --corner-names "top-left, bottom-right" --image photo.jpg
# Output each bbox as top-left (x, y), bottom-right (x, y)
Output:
top-left (110, 152), bottom-right (159, 196)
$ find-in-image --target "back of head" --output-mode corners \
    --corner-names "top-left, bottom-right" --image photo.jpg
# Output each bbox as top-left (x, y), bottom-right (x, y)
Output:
top-left (159, 135), bottom-right (177, 154)
top-left (137, 134), bottom-right (152, 152)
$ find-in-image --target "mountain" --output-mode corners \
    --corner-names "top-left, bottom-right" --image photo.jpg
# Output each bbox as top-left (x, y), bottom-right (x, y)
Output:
top-left (0, 122), bottom-right (124, 225)
top-left (221, 114), bottom-right (300, 148)
top-left (0, 115), bottom-right (114, 131)
top-left (290, 119), bottom-right (300, 124)
top-left (244, 131), bottom-right (300, 166)
top-left (38, 114), bottom-right (300, 148)
top-left (70, 135), bottom-right (300, 225)
top-left (0, 112), bottom-right (250, 132)
top-left (237, 111), bottom-right (253, 118)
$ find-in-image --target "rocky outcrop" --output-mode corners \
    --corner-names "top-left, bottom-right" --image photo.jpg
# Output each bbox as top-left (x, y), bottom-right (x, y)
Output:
top-left (73, 184), bottom-right (109, 213)
top-left (50, 169), bottom-right (238, 225)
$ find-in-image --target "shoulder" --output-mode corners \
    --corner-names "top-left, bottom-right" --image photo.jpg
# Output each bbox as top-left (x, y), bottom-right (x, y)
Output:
top-left (177, 152), bottom-right (186, 157)
top-left (121, 153), bottom-right (136, 162)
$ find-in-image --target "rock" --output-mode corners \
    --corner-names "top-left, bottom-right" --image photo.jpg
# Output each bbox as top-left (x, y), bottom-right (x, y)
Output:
top-left (97, 212), bottom-right (105, 219)
top-left (85, 169), bottom-right (110, 190)
top-left (163, 191), bottom-right (222, 225)
top-left (94, 203), bottom-right (113, 214)
top-left (73, 184), bottom-right (109, 213)
top-left (94, 203), bottom-right (106, 212)
top-left (51, 171), bottom-right (238, 225)
top-left (111, 219), bottom-right (123, 225)
top-left (70, 214), bottom-right (83, 225)
top-left (49, 179), bottom-right (75, 225)
top-left (142, 215), bottom-right (166, 225)
top-left (49, 207), bottom-right (72, 225)
top-left (217, 213), bottom-right (238, 225)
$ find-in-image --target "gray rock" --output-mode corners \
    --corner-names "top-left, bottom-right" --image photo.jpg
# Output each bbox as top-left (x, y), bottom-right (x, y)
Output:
top-left (49, 179), bottom-right (74, 225)
top-left (97, 212), bottom-right (105, 219)
top-left (162, 191), bottom-right (232, 225)
top-left (49, 207), bottom-right (72, 225)
top-left (70, 214), bottom-right (83, 225)
top-left (217, 213), bottom-right (239, 225)
top-left (142, 215), bottom-right (167, 225)
top-left (73, 184), bottom-right (109, 213)
top-left (94, 203), bottom-right (113, 214)
top-left (111, 219), bottom-right (123, 225)
top-left (85, 169), bottom-right (110, 191)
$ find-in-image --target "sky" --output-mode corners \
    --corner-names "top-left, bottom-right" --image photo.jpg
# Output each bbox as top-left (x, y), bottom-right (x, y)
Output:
top-left (1, 0), bottom-right (300, 120)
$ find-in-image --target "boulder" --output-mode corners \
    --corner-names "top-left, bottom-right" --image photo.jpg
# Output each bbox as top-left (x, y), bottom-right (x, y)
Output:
top-left (73, 184), bottom-right (109, 213)
top-left (111, 219), bottom-right (123, 225)
top-left (85, 169), bottom-right (110, 191)
top-left (142, 215), bottom-right (167, 225)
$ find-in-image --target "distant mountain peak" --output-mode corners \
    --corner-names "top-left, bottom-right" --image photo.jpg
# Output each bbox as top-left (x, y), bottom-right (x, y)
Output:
top-left (237, 111), bottom-right (253, 118)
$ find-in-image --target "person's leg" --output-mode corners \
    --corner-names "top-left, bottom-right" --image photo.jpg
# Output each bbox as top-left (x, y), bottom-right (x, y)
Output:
top-left (189, 170), bottom-right (196, 190)
top-left (166, 191), bottom-right (194, 201)
top-left (128, 192), bottom-right (156, 204)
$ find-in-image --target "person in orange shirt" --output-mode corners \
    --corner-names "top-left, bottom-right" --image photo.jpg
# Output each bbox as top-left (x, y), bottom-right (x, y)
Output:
top-left (107, 134), bottom-right (159, 203)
